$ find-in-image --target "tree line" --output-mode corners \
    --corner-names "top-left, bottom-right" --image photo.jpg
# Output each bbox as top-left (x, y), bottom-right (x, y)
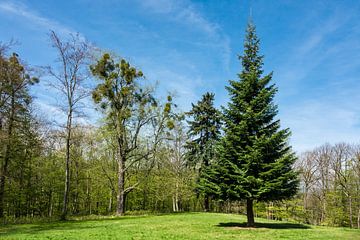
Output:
top-left (0, 23), bottom-right (359, 228)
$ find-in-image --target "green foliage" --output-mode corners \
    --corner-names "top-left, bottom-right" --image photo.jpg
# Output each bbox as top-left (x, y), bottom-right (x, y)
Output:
top-left (90, 54), bottom-right (147, 115)
top-left (186, 92), bottom-right (222, 168)
top-left (185, 92), bottom-right (222, 210)
top-left (0, 50), bottom-right (40, 218)
top-left (201, 22), bottom-right (298, 204)
top-left (1, 25), bottom-right (359, 231)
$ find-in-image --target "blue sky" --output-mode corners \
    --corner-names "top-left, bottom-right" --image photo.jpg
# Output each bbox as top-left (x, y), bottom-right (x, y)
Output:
top-left (1, 0), bottom-right (360, 152)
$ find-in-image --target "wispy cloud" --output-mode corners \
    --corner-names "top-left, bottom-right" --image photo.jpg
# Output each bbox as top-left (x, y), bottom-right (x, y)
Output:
top-left (137, 55), bottom-right (204, 110)
top-left (275, 10), bottom-right (354, 93)
top-left (275, 8), bottom-right (360, 152)
top-left (0, 1), bottom-right (77, 36)
top-left (0, 1), bottom-right (92, 124)
top-left (140, 0), bottom-right (219, 34)
top-left (138, 0), bottom-right (231, 71)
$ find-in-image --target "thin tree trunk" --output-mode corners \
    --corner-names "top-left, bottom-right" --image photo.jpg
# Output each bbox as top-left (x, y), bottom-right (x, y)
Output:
top-left (60, 112), bottom-right (72, 220)
top-left (108, 190), bottom-right (112, 213)
top-left (172, 181), bottom-right (179, 212)
top-left (246, 199), bottom-right (255, 227)
top-left (349, 195), bottom-right (353, 228)
top-left (204, 195), bottom-right (210, 212)
top-left (142, 187), bottom-right (147, 210)
top-left (321, 197), bottom-right (326, 224)
top-left (175, 181), bottom-right (179, 211)
top-left (116, 156), bottom-right (125, 215)
top-left (74, 159), bottom-right (79, 214)
top-left (48, 190), bottom-right (53, 217)
top-left (172, 196), bottom-right (176, 212)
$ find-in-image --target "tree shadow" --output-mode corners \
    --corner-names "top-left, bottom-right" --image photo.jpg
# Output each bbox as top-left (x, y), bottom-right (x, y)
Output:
top-left (217, 222), bottom-right (310, 229)
top-left (0, 213), bottom-right (198, 237)
top-left (0, 222), bottom-right (99, 237)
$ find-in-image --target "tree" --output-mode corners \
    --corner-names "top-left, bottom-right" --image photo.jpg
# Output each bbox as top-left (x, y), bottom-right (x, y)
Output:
top-left (296, 151), bottom-right (318, 223)
top-left (91, 53), bottom-right (173, 215)
top-left (47, 31), bottom-right (91, 220)
top-left (0, 49), bottom-right (38, 217)
top-left (202, 22), bottom-right (298, 227)
top-left (186, 92), bottom-right (221, 211)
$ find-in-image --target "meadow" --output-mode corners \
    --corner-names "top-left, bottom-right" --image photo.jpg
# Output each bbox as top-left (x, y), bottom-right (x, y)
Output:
top-left (1, 212), bottom-right (359, 240)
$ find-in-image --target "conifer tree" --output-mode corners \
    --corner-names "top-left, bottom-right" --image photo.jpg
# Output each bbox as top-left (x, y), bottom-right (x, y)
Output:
top-left (186, 92), bottom-right (221, 211)
top-left (201, 22), bottom-right (298, 227)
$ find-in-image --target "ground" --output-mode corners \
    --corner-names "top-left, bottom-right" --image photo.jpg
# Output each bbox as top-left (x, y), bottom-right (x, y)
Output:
top-left (0, 212), bottom-right (359, 239)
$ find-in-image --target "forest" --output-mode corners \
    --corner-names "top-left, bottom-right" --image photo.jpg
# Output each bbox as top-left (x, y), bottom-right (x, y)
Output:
top-left (0, 21), bottom-right (360, 231)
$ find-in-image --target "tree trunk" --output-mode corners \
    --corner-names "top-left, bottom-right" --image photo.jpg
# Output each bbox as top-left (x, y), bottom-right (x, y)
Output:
top-left (172, 181), bottom-right (180, 212)
top-left (246, 199), bottom-right (255, 227)
top-left (349, 195), bottom-right (353, 228)
top-left (116, 156), bottom-right (125, 215)
top-left (48, 190), bottom-right (53, 217)
top-left (74, 159), bottom-right (79, 214)
top-left (172, 196), bottom-right (176, 212)
top-left (204, 195), bottom-right (210, 212)
top-left (108, 190), bottom-right (112, 213)
top-left (60, 112), bottom-right (72, 220)
top-left (86, 171), bottom-right (91, 214)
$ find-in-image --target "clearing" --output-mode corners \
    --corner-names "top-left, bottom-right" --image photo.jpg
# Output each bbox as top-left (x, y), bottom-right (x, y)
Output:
top-left (0, 212), bottom-right (359, 239)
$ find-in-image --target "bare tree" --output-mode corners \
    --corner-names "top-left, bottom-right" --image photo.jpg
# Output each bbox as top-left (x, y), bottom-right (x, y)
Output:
top-left (331, 143), bottom-right (353, 227)
top-left (313, 144), bottom-right (332, 223)
top-left (296, 151), bottom-right (318, 221)
top-left (47, 31), bottom-right (91, 220)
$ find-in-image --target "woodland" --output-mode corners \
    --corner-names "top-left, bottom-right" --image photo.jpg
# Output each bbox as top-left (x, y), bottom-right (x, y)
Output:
top-left (0, 22), bottom-right (359, 230)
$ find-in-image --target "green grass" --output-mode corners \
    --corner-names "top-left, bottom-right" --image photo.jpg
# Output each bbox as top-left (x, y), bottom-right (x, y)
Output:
top-left (0, 212), bottom-right (359, 239)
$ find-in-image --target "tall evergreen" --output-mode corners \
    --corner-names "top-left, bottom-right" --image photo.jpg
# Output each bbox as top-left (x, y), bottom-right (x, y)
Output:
top-left (201, 22), bottom-right (298, 226)
top-left (185, 92), bottom-right (221, 211)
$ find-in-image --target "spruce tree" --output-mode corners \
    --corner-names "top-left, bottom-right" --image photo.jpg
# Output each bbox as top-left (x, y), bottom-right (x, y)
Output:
top-left (202, 22), bottom-right (298, 226)
top-left (185, 92), bottom-right (221, 211)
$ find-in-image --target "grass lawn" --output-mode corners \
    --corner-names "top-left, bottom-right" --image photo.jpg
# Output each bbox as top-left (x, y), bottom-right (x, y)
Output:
top-left (0, 212), bottom-right (359, 239)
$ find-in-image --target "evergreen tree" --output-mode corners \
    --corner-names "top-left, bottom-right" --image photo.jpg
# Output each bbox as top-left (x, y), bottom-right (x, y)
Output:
top-left (185, 92), bottom-right (221, 211)
top-left (201, 22), bottom-right (298, 227)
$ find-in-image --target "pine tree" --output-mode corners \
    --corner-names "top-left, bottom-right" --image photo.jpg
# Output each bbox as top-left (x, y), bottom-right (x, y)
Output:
top-left (185, 92), bottom-right (221, 211)
top-left (202, 22), bottom-right (298, 227)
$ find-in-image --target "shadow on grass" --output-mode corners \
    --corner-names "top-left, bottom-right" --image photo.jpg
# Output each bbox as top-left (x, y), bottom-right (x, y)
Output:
top-left (0, 212), bottom-right (202, 237)
top-left (0, 222), bottom-right (98, 237)
top-left (71, 212), bottom-right (200, 224)
top-left (217, 222), bottom-right (310, 229)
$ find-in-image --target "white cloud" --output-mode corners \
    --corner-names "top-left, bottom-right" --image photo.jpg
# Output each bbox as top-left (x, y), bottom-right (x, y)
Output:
top-left (0, 1), bottom-right (80, 37)
top-left (143, 67), bottom-right (203, 110)
top-left (138, 0), bottom-right (231, 71)
top-left (274, 11), bottom-right (353, 96)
